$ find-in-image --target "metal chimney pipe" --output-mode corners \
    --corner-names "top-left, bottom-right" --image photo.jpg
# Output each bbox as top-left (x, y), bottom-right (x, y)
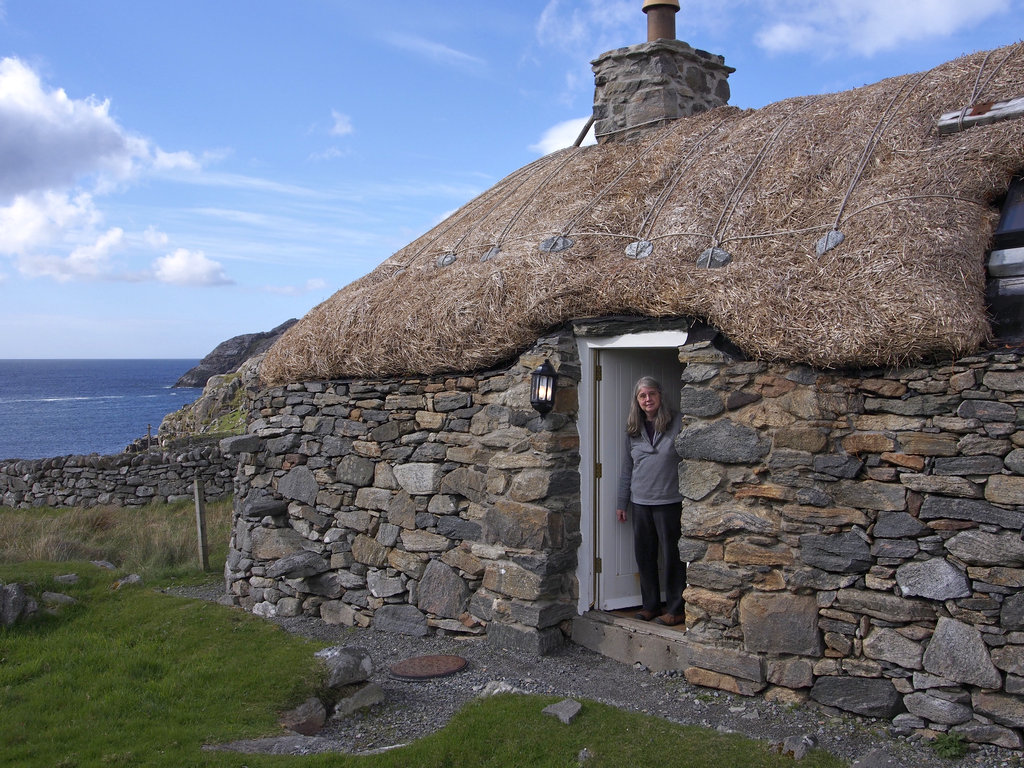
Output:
top-left (642, 0), bottom-right (680, 41)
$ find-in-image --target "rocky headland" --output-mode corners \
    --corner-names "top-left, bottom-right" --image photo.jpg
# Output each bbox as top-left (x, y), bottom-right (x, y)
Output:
top-left (173, 319), bottom-right (296, 388)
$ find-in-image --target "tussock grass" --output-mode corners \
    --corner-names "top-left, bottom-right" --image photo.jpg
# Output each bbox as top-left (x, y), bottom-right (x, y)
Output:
top-left (0, 565), bottom-right (844, 767)
top-left (0, 503), bottom-right (845, 766)
top-left (0, 498), bottom-right (232, 580)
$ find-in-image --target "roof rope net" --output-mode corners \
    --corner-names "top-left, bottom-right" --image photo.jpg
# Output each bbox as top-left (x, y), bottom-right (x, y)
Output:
top-left (262, 44), bottom-right (1024, 385)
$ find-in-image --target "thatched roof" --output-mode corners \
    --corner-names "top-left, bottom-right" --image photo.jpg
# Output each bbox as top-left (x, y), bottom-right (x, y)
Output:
top-left (262, 44), bottom-right (1024, 385)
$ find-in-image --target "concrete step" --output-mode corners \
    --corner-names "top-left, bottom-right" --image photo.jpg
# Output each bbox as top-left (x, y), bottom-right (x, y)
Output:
top-left (571, 610), bottom-right (767, 696)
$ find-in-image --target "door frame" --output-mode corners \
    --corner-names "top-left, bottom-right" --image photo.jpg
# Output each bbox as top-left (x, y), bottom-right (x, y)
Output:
top-left (574, 330), bottom-right (689, 615)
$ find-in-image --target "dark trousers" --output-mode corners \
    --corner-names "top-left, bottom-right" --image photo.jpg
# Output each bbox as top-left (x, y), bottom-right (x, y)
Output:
top-left (631, 501), bottom-right (686, 615)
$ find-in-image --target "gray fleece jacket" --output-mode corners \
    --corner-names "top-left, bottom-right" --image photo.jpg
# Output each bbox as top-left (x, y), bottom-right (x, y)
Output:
top-left (616, 412), bottom-right (683, 509)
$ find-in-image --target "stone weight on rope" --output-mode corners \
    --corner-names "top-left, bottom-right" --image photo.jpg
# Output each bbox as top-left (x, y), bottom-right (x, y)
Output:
top-left (436, 252), bottom-right (457, 267)
top-left (540, 236), bottom-right (574, 253)
top-left (697, 247), bottom-right (732, 268)
top-left (481, 246), bottom-right (501, 262)
top-left (816, 229), bottom-right (845, 256)
top-left (625, 240), bottom-right (654, 259)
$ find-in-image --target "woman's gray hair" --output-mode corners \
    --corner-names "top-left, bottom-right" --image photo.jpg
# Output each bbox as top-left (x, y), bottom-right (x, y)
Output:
top-left (626, 376), bottom-right (675, 437)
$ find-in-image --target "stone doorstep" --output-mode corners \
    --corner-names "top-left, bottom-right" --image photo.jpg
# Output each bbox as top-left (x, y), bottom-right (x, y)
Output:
top-left (573, 611), bottom-right (769, 697)
top-left (571, 610), bottom-right (698, 675)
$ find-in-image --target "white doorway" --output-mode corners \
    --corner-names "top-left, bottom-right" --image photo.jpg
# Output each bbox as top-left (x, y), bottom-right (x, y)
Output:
top-left (575, 332), bottom-right (687, 614)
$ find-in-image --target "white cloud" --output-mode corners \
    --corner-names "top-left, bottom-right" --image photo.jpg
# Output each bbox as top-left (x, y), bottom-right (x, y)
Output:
top-left (0, 58), bottom-right (128, 201)
top-left (0, 57), bottom-right (212, 284)
top-left (65, 227), bottom-right (123, 278)
top-left (0, 57), bottom-right (201, 201)
top-left (384, 33), bottom-right (486, 69)
top-left (0, 190), bottom-right (99, 257)
top-left (153, 248), bottom-right (233, 286)
top-left (529, 116), bottom-right (596, 155)
top-left (143, 226), bottom-right (169, 247)
top-left (754, 0), bottom-right (1011, 56)
top-left (330, 110), bottom-right (354, 136)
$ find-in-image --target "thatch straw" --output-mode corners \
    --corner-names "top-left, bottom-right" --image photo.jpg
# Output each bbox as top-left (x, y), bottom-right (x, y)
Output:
top-left (262, 44), bottom-right (1024, 385)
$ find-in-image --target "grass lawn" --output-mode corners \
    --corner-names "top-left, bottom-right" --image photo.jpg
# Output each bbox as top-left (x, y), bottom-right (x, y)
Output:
top-left (0, 501), bottom-right (846, 767)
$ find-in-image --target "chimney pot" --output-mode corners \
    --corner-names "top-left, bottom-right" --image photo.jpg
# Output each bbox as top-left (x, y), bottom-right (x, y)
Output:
top-left (642, 0), bottom-right (680, 41)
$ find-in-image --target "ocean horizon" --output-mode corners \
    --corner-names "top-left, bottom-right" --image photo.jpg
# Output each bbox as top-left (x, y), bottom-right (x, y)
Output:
top-left (0, 359), bottom-right (203, 461)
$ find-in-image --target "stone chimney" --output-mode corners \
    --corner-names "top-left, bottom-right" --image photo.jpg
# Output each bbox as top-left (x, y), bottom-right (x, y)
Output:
top-left (591, 1), bottom-right (733, 144)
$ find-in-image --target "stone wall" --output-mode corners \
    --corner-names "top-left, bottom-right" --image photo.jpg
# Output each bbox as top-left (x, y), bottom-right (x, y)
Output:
top-left (0, 443), bottom-right (233, 508)
top-left (225, 319), bottom-right (1024, 747)
top-left (592, 39), bottom-right (733, 143)
top-left (673, 337), bottom-right (1024, 748)
top-left (223, 333), bottom-right (582, 654)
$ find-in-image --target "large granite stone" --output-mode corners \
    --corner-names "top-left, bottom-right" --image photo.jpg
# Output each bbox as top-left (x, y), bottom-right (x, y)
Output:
top-left (1001, 592), bottom-right (1024, 630)
top-left (835, 589), bottom-right (935, 622)
top-left (366, 571), bottom-right (404, 598)
top-left (873, 511), bottom-right (926, 538)
top-left (933, 456), bottom-right (1007, 475)
top-left (809, 677), bottom-right (902, 718)
top-left (676, 420), bottom-right (770, 464)
top-left (487, 621), bottom-right (564, 655)
top-left (678, 386), bottom-right (724, 417)
top-left (439, 467), bottom-right (488, 502)
top-left (265, 550), bottom-right (329, 579)
top-left (315, 645), bottom-right (373, 687)
top-left (972, 692), bottom-right (1024, 729)
top-left (393, 463), bottom-right (443, 495)
top-left (352, 534), bottom-right (389, 567)
top-left (922, 617), bottom-right (1001, 689)
top-left (436, 516), bottom-right (482, 542)
top-left (986, 475), bottom-right (1024, 506)
top-left (895, 558), bottom-right (971, 600)
top-left (240, 492), bottom-right (290, 520)
top-left (740, 593), bottom-right (820, 655)
top-left (831, 480), bottom-right (905, 511)
top-left (903, 692), bottom-right (973, 725)
top-left (483, 500), bottom-right (561, 549)
top-left (919, 496), bottom-right (1024, 529)
top-left (220, 434), bottom-right (262, 454)
top-left (957, 399), bottom-right (1017, 422)
top-left (863, 627), bottom-right (922, 670)
top-left (678, 460), bottom-right (722, 500)
top-left (372, 604), bottom-right (428, 636)
top-left (799, 532), bottom-right (871, 573)
top-left (417, 559), bottom-right (470, 619)
top-left (251, 527), bottom-right (308, 560)
top-left (278, 466), bottom-right (319, 506)
top-left (945, 530), bottom-right (1024, 567)
top-left (336, 455), bottom-right (374, 487)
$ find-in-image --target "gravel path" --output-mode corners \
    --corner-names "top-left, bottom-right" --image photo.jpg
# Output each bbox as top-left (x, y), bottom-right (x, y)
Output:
top-left (175, 584), bottom-right (1024, 766)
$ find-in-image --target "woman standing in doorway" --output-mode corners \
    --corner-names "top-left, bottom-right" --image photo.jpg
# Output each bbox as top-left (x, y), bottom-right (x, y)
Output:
top-left (615, 376), bottom-right (686, 626)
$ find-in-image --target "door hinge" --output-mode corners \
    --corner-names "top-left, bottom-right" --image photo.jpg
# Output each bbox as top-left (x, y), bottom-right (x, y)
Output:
top-left (594, 363), bottom-right (602, 382)
top-left (594, 556), bottom-right (602, 574)
top-left (595, 462), bottom-right (602, 479)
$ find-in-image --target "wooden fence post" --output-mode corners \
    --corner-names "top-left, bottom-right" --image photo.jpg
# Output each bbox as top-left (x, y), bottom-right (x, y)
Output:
top-left (194, 475), bottom-right (210, 571)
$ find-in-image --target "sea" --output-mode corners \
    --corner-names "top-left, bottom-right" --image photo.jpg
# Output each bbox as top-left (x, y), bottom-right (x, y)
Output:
top-left (0, 359), bottom-right (203, 461)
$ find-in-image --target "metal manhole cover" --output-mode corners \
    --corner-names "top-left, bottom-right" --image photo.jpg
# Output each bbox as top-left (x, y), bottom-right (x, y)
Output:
top-left (389, 654), bottom-right (468, 680)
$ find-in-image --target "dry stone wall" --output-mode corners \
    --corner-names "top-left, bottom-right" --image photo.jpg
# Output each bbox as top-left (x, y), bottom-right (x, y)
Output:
top-left (0, 443), bottom-right (232, 508)
top-left (674, 337), bottom-right (1024, 748)
top-left (223, 333), bottom-right (582, 654)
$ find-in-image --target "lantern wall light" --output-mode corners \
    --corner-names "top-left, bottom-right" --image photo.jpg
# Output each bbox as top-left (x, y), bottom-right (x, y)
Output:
top-left (530, 359), bottom-right (558, 415)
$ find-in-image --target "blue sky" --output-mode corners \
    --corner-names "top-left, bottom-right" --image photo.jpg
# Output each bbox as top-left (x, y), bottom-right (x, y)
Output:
top-left (0, 0), bottom-right (1020, 358)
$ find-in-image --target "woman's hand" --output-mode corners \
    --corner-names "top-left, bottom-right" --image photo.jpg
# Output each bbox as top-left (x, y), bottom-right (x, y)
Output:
top-left (616, 508), bottom-right (627, 523)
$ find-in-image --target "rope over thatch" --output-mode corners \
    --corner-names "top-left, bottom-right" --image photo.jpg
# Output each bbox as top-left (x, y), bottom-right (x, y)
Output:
top-left (262, 44), bottom-right (1024, 386)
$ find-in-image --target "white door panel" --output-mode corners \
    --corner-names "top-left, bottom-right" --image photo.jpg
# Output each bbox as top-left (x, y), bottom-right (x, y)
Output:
top-left (596, 348), bottom-right (683, 610)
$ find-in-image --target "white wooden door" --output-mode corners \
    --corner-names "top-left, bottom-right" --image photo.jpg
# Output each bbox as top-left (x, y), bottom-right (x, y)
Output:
top-left (595, 348), bottom-right (683, 610)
